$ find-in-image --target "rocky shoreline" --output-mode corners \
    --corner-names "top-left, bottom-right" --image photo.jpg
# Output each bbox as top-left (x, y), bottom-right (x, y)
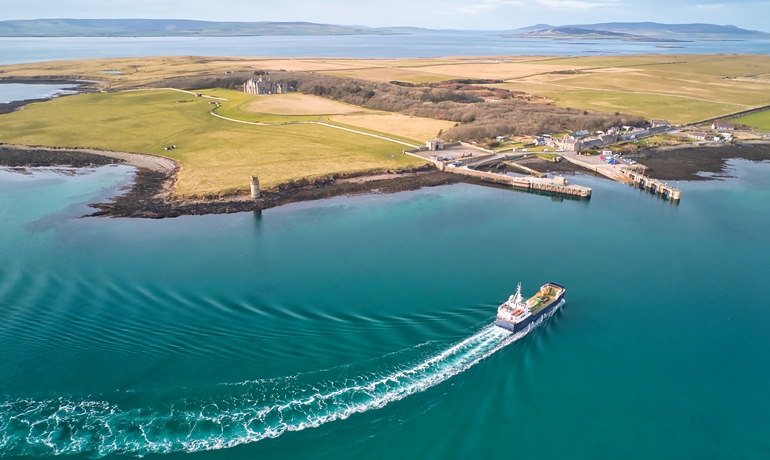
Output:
top-left (0, 145), bottom-right (465, 218)
top-left (0, 79), bottom-right (98, 114)
top-left (90, 165), bottom-right (465, 219)
top-left (2, 142), bottom-right (769, 218)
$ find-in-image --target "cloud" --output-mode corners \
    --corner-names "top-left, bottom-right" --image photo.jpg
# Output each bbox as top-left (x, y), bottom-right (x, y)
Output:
top-left (536, 0), bottom-right (621, 9)
top-left (456, 0), bottom-right (523, 14)
top-left (695, 2), bottom-right (729, 8)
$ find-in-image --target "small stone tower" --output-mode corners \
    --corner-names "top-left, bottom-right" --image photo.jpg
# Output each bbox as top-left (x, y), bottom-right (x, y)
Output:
top-left (250, 175), bottom-right (261, 199)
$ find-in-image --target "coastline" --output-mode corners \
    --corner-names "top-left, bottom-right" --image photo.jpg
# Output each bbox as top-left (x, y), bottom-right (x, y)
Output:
top-left (526, 142), bottom-right (770, 180)
top-left (0, 144), bottom-right (462, 218)
top-left (3, 141), bottom-right (769, 218)
top-left (0, 79), bottom-right (98, 114)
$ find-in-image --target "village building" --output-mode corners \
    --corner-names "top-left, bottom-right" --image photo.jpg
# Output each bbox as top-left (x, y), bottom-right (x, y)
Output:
top-left (651, 119), bottom-right (671, 128)
top-left (689, 131), bottom-right (708, 140)
top-left (573, 130), bottom-right (590, 138)
top-left (621, 129), bottom-right (651, 141)
top-left (426, 139), bottom-right (445, 151)
top-left (712, 120), bottom-right (737, 131)
top-left (243, 76), bottom-right (294, 95)
top-left (562, 137), bottom-right (582, 152)
top-left (599, 134), bottom-right (618, 145)
top-left (582, 138), bottom-right (604, 150)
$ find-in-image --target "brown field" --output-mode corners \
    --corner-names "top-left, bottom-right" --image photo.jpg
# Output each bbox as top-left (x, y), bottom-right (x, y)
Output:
top-left (320, 67), bottom-right (460, 83)
top-left (240, 59), bottom-right (366, 72)
top-left (330, 113), bottom-right (455, 142)
top-left (245, 93), bottom-right (369, 115)
top-left (405, 62), bottom-right (592, 80)
top-left (327, 58), bottom-right (462, 68)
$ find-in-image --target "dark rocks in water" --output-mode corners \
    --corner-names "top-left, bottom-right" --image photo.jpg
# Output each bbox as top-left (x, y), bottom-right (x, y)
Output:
top-left (523, 144), bottom-right (770, 181)
top-left (89, 167), bottom-right (464, 219)
top-left (638, 144), bottom-right (770, 181)
top-left (0, 146), bottom-right (121, 167)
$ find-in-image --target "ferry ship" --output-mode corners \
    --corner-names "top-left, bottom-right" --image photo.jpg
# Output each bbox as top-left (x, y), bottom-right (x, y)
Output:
top-left (495, 283), bottom-right (565, 333)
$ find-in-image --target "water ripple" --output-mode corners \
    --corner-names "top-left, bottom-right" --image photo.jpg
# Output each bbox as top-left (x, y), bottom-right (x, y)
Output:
top-left (0, 317), bottom-right (563, 458)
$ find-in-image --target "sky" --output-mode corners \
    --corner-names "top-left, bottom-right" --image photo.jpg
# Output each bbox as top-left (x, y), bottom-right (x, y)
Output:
top-left (0, 0), bottom-right (768, 32)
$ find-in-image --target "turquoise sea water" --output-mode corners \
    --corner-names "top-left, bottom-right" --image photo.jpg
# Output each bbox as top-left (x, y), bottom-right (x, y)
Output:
top-left (1, 161), bottom-right (770, 459)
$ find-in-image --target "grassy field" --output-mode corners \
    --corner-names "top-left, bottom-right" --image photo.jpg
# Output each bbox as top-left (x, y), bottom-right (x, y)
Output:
top-left (495, 83), bottom-right (741, 124)
top-left (329, 113), bottom-right (455, 142)
top-left (0, 90), bottom-right (425, 195)
top-left (198, 89), bottom-right (435, 143)
top-left (734, 110), bottom-right (770, 131)
top-left (196, 88), bottom-right (323, 123)
top-left (495, 54), bottom-right (770, 123)
top-left (245, 93), bottom-right (367, 115)
top-left (1, 53), bottom-right (768, 128)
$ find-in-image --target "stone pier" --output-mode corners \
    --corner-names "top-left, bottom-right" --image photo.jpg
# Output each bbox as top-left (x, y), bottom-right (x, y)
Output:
top-left (445, 167), bottom-right (591, 198)
top-left (620, 169), bottom-right (681, 200)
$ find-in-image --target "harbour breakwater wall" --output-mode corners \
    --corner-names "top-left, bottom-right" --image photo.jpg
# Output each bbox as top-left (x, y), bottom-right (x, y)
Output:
top-left (446, 167), bottom-right (592, 198)
top-left (402, 148), bottom-right (591, 198)
top-left (620, 169), bottom-right (681, 200)
top-left (559, 152), bottom-right (681, 200)
top-left (560, 154), bottom-right (632, 183)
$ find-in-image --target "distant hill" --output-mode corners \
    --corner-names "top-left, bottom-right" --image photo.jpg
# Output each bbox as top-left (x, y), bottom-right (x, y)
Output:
top-left (1, 19), bottom-right (767, 38)
top-left (510, 27), bottom-right (687, 42)
top-left (0, 19), bottom-right (420, 37)
top-left (508, 22), bottom-right (769, 38)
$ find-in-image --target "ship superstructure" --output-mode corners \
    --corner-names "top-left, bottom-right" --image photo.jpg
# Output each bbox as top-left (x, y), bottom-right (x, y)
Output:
top-left (495, 283), bottom-right (565, 333)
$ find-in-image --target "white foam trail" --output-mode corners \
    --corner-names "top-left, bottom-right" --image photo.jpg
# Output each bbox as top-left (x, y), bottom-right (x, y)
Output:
top-left (0, 311), bottom-right (558, 458)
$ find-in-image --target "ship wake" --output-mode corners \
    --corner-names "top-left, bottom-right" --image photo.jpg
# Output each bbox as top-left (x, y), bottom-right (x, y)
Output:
top-left (0, 318), bottom-right (552, 458)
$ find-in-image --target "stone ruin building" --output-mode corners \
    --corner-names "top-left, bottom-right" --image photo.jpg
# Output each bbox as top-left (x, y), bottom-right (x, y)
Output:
top-left (243, 76), bottom-right (295, 95)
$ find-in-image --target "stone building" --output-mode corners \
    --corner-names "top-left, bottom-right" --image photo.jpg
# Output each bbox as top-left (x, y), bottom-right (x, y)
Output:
top-left (426, 139), bottom-right (445, 151)
top-left (243, 76), bottom-right (294, 95)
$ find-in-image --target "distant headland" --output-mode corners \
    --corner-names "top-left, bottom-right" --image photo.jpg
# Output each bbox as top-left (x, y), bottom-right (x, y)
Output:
top-left (0, 19), bottom-right (767, 39)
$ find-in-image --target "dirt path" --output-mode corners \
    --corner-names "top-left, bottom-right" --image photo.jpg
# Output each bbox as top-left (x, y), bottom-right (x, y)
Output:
top-left (209, 110), bottom-right (419, 148)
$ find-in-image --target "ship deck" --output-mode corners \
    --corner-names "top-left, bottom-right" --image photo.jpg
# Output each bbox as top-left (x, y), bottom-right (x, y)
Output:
top-left (527, 285), bottom-right (564, 315)
top-left (528, 296), bottom-right (557, 315)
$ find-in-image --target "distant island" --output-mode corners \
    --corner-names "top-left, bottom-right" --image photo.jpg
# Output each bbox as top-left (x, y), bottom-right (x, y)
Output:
top-left (508, 22), bottom-right (770, 39)
top-left (505, 27), bottom-right (689, 43)
top-left (0, 19), bottom-right (767, 38)
top-left (0, 19), bottom-right (422, 37)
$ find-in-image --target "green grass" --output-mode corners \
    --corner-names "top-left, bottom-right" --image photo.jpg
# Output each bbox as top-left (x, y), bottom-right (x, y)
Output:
top-left (0, 90), bottom-right (425, 195)
top-left (198, 89), bottom-right (322, 123)
top-left (496, 54), bottom-right (770, 123)
top-left (733, 110), bottom-right (770, 131)
top-left (530, 88), bottom-right (738, 124)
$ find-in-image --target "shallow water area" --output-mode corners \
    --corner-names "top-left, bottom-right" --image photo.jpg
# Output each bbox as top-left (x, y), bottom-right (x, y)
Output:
top-left (1, 163), bottom-right (770, 459)
top-left (0, 83), bottom-right (78, 104)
